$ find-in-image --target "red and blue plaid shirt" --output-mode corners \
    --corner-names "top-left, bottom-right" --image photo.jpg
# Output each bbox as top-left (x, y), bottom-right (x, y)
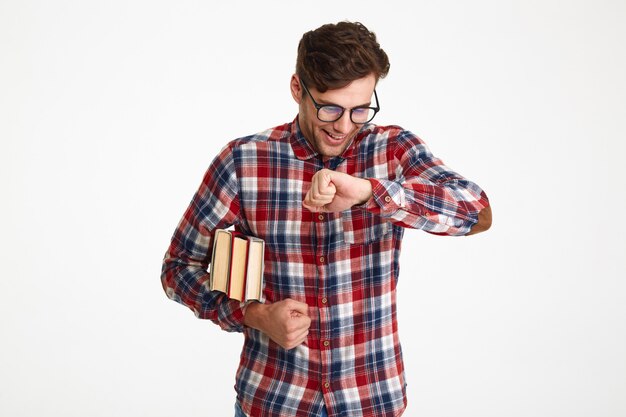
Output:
top-left (162, 118), bottom-right (489, 417)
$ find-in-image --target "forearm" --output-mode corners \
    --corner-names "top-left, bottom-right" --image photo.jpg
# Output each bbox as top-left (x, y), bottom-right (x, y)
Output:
top-left (362, 176), bottom-right (490, 236)
top-left (161, 244), bottom-right (247, 332)
top-left (354, 130), bottom-right (491, 236)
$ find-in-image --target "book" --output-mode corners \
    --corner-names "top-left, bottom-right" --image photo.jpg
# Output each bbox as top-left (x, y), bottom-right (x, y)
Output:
top-left (227, 235), bottom-right (249, 301)
top-left (244, 237), bottom-right (264, 301)
top-left (209, 229), bottom-right (265, 302)
top-left (209, 229), bottom-right (232, 294)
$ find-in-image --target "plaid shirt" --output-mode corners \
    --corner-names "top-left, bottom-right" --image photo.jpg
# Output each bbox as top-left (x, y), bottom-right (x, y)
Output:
top-left (162, 118), bottom-right (489, 417)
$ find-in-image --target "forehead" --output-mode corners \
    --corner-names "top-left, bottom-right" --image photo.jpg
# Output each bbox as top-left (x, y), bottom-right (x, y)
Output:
top-left (313, 75), bottom-right (376, 106)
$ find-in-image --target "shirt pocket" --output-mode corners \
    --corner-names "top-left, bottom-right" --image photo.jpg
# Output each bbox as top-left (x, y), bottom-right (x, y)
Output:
top-left (341, 208), bottom-right (391, 245)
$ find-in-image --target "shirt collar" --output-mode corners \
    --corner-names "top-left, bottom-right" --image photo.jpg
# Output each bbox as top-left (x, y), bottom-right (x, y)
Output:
top-left (290, 117), bottom-right (318, 161)
top-left (289, 116), bottom-right (373, 162)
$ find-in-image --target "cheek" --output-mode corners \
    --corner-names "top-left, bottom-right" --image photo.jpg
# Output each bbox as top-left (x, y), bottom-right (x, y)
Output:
top-left (310, 119), bottom-right (327, 133)
top-left (301, 107), bottom-right (319, 128)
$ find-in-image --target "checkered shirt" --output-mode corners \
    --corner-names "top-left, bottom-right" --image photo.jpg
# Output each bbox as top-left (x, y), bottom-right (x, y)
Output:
top-left (162, 118), bottom-right (490, 417)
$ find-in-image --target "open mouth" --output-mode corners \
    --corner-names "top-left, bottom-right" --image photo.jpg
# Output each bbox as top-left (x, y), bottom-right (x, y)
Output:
top-left (323, 129), bottom-right (347, 143)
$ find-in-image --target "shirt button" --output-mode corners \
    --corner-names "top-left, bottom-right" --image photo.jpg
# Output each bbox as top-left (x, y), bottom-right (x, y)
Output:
top-left (318, 214), bottom-right (325, 221)
top-left (323, 340), bottom-right (330, 347)
top-left (324, 382), bottom-right (330, 389)
top-left (319, 256), bottom-right (325, 263)
top-left (321, 297), bottom-right (328, 304)
top-left (384, 195), bottom-right (392, 203)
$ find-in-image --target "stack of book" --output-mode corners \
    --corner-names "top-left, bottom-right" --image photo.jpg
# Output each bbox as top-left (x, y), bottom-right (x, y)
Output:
top-left (209, 229), bottom-right (265, 302)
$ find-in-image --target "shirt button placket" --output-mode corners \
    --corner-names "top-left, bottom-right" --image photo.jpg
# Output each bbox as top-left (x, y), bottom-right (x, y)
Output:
top-left (315, 209), bottom-right (332, 400)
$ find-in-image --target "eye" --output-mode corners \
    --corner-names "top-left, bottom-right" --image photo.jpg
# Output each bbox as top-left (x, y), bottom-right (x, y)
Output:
top-left (351, 107), bottom-right (375, 123)
top-left (319, 105), bottom-right (343, 117)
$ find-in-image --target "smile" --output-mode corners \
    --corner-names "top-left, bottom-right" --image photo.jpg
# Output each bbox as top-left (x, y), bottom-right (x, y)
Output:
top-left (324, 130), bottom-right (347, 141)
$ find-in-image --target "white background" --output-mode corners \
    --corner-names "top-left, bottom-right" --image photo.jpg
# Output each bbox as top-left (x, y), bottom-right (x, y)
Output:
top-left (1, 1), bottom-right (625, 416)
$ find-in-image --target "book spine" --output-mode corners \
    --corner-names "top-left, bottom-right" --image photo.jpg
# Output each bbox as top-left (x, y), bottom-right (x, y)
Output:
top-left (227, 231), bottom-right (249, 301)
top-left (227, 234), bottom-right (236, 298)
top-left (241, 240), bottom-right (250, 301)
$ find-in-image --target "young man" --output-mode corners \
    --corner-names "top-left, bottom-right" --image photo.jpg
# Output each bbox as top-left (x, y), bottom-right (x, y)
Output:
top-left (162, 21), bottom-right (491, 417)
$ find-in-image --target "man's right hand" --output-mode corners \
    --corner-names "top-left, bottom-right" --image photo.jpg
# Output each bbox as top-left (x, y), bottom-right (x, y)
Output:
top-left (243, 298), bottom-right (311, 350)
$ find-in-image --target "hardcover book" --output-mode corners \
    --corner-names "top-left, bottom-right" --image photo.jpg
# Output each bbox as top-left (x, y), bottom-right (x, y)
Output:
top-left (209, 229), bottom-right (265, 302)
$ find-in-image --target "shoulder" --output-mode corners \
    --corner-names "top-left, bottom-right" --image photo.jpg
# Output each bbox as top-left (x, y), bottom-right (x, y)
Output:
top-left (358, 124), bottom-right (426, 153)
top-left (208, 122), bottom-right (293, 167)
top-left (226, 122), bottom-right (293, 151)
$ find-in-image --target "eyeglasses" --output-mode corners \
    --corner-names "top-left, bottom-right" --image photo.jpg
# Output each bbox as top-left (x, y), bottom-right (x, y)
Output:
top-left (301, 81), bottom-right (380, 124)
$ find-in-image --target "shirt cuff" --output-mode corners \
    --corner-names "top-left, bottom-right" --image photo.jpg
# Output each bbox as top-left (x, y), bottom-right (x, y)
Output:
top-left (363, 178), bottom-right (405, 216)
top-left (217, 298), bottom-right (247, 333)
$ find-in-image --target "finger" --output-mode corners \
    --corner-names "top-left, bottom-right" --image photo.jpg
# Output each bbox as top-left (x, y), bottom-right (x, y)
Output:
top-left (289, 316), bottom-right (311, 335)
top-left (307, 193), bottom-right (333, 207)
top-left (295, 329), bottom-right (310, 346)
top-left (303, 192), bottom-right (332, 211)
top-left (314, 172), bottom-right (335, 197)
top-left (309, 172), bottom-right (322, 191)
top-left (319, 181), bottom-right (336, 197)
top-left (284, 329), bottom-right (309, 350)
top-left (286, 299), bottom-right (310, 316)
top-left (302, 200), bottom-right (326, 213)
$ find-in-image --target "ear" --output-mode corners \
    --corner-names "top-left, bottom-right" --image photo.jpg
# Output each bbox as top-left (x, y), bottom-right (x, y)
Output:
top-left (290, 74), bottom-right (303, 104)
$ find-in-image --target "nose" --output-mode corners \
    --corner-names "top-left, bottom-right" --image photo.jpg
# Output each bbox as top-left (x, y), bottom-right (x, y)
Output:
top-left (332, 111), bottom-right (354, 134)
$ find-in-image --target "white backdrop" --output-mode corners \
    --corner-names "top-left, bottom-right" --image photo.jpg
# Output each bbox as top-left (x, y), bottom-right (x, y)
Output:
top-left (1, 1), bottom-right (625, 416)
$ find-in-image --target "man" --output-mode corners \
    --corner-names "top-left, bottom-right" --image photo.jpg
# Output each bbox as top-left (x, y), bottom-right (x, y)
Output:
top-left (161, 21), bottom-right (491, 417)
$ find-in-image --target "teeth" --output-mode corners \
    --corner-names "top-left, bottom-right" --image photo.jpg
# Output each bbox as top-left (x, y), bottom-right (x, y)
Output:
top-left (328, 132), bottom-right (345, 139)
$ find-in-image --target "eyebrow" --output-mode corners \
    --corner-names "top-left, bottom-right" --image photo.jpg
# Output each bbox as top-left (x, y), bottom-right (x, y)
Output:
top-left (317, 98), bottom-right (373, 108)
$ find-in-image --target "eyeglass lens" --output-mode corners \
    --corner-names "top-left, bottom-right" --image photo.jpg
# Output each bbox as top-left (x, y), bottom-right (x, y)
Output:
top-left (318, 106), bottom-right (376, 123)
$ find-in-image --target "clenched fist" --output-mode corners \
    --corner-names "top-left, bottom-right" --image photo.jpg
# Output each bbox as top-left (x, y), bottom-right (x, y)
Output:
top-left (302, 169), bottom-right (373, 213)
top-left (244, 299), bottom-right (311, 350)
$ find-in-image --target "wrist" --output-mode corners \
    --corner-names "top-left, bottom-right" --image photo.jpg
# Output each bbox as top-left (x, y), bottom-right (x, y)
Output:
top-left (357, 177), bottom-right (373, 205)
top-left (243, 301), bottom-right (265, 330)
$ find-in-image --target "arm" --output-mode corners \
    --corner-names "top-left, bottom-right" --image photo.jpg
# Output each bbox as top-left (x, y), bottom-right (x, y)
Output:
top-left (303, 129), bottom-right (491, 236)
top-left (161, 144), bottom-right (247, 332)
top-left (466, 204), bottom-right (492, 235)
top-left (366, 130), bottom-right (490, 235)
top-left (163, 144), bottom-right (314, 342)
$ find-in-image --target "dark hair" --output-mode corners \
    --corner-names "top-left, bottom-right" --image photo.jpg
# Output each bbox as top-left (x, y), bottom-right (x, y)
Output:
top-left (296, 21), bottom-right (390, 92)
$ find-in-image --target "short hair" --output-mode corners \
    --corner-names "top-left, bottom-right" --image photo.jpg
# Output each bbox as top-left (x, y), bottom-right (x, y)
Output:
top-left (296, 21), bottom-right (390, 92)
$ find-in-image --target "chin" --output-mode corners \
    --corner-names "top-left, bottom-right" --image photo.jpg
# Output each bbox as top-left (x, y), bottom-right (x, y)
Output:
top-left (316, 132), bottom-right (354, 157)
top-left (317, 142), bottom-right (348, 158)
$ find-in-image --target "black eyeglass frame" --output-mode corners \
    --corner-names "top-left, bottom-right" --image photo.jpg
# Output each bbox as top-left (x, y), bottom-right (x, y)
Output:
top-left (301, 81), bottom-right (380, 124)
